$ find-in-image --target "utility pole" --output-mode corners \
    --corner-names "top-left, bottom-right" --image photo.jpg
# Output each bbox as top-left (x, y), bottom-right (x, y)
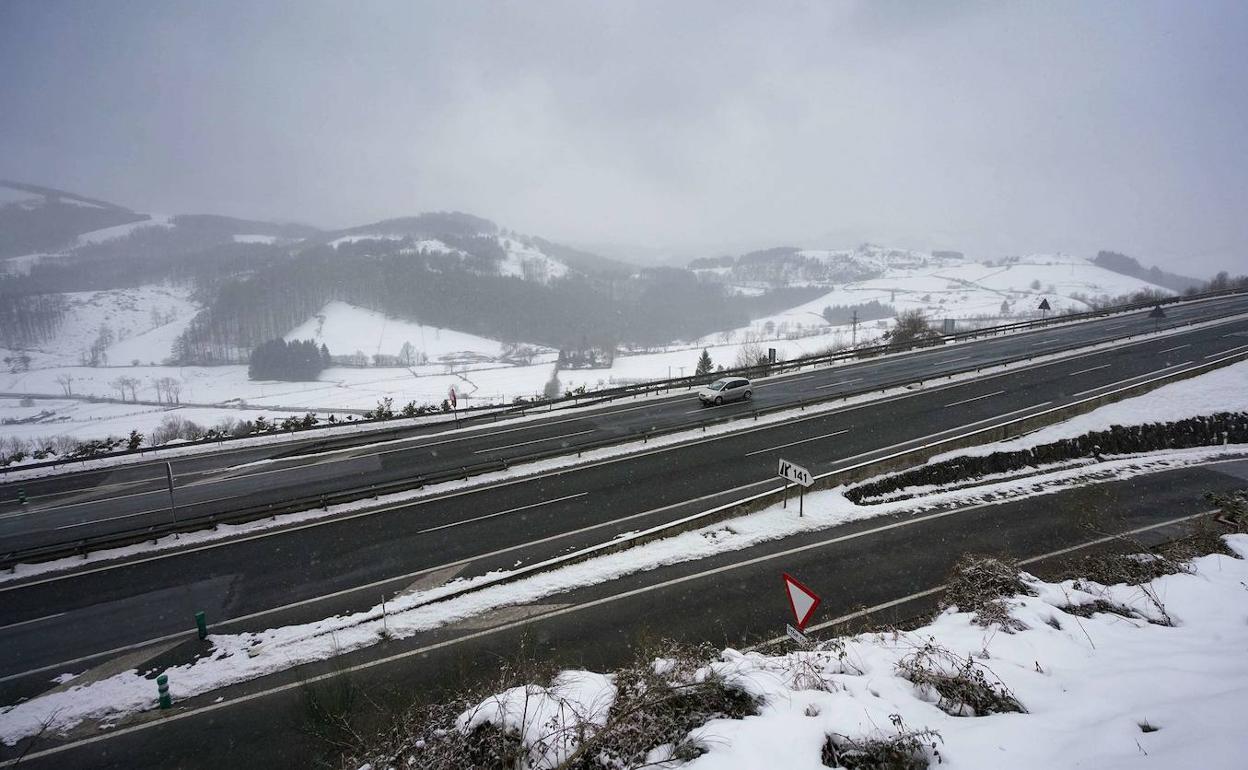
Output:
top-left (851, 309), bottom-right (859, 347)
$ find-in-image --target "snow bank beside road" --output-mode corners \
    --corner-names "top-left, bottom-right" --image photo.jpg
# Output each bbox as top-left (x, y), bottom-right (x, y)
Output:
top-left (424, 536), bottom-right (1248, 770)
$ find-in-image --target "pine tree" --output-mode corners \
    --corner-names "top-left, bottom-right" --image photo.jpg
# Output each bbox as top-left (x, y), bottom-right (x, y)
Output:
top-left (695, 348), bottom-right (713, 376)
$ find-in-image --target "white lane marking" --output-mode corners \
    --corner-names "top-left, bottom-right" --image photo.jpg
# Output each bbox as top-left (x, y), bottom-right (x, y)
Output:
top-left (1067, 364), bottom-right (1111, 376)
top-left (0, 479), bottom-right (779, 682)
top-left (6, 504), bottom-right (1214, 767)
top-left (944, 390), bottom-right (1005, 408)
top-left (1205, 342), bottom-right (1248, 359)
top-left (815, 378), bottom-right (862, 390)
top-left (1069, 361), bottom-right (1190, 398)
top-left (941, 355), bottom-right (972, 364)
top-left (417, 493), bottom-right (588, 534)
top-left (0, 611), bottom-right (65, 633)
top-left (743, 430), bottom-right (850, 457)
top-left (755, 375), bottom-right (814, 388)
top-left (1157, 344), bottom-right (1190, 354)
top-left (55, 510), bottom-right (155, 531)
top-left (1030, 339), bottom-right (1057, 346)
top-left (472, 429), bottom-right (596, 454)
top-left (748, 511), bottom-right (1209, 647)
top-left (7, 320), bottom-right (1240, 590)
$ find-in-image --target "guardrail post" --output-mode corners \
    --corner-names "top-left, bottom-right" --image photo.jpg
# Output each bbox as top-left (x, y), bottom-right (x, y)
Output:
top-left (157, 673), bottom-right (171, 709)
top-left (195, 611), bottom-right (207, 640)
top-left (17, 488), bottom-right (27, 505)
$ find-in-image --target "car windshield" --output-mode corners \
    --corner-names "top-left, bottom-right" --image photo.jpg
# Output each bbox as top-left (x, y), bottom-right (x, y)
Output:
top-left (707, 380), bottom-right (727, 390)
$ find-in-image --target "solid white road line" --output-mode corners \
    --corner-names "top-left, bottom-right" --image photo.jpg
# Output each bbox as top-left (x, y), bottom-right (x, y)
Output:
top-left (1205, 342), bottom-right (1248, 359)
top-left (748, 510), bottom-right (1210, 648)
top-left (0, 480), bottom-right (779, 684)
top-left (1157, 344), bottom-right (1190, 354)
top-left (1069, 361), bottom-right (1191, 398)
top-left (0, 611), bottom-right (65, 633)
top-left (3, 504), bottom-right (1215, 767)
top-left (944, 390), bottom-right (1005, 408)
top-left (755, 375), bottom-right (815, 388)
top-left (1068, 364), bottom-right (1112, 376)
top-left (416, 493), bottom-right (588, 534)
top-left (744, 430), bottom-right (850, 458)
top-left (472, 429), bottom-right (596, 454)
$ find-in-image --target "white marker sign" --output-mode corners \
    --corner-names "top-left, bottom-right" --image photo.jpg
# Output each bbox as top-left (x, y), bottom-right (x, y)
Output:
top-left (777, 458), bottom-right (813, 487)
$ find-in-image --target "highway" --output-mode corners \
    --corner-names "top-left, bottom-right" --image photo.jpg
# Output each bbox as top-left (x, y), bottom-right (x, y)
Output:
top-left (4, 458), bottom-right (1245, 768)
top-left (2, 292), bottom-right (1247, 554)
top-left (0, 299), bottom-right (1244, 692)
top-left (1, 294), bottom-right (1247, 767)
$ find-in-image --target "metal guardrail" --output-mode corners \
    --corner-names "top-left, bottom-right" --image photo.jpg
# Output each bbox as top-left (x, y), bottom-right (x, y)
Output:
top-left (5, 304), bottom-right (1245, 571)
top-left (4, 288), bottom-right (1245, 476)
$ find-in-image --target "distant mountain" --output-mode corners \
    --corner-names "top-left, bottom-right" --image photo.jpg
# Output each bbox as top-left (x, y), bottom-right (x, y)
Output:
top-left (0, 179), bottom-right (148, 257)
top-left (690, 243), bottom-right (947, 288)
top-left (1093, 251), bottom-right (1204, 293)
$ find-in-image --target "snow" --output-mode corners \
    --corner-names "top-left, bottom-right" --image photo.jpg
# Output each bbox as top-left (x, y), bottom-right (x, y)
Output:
top-left (495, 237), bottom-right (569, 283)
top-left (458, 671), bottom-right (616, 769)
top-left (0, 186), bottom-right (43, 206)
top-left (285, 300), bottom-right (552, 363)
top-left (929, 358), bottom-right (1248, 462)
top-left (328, 233), bottom-right (405, 247)
top-left (74, 214), bottom-right (172, 246)
top-left (1, 438), bottom-right (1243, 744)
top-left (707, 252), bottom-right (1174, 347)
top-left (231, 234), bottom-right (279, 244)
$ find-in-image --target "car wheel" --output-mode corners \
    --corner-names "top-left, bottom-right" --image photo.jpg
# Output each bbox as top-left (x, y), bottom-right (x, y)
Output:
top-left (743, 390), bottom-right (752, 401)
top-left (714, 396), bottom-right (723, 406)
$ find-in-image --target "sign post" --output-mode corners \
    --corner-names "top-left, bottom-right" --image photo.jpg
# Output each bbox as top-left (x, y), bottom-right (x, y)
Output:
top-left (448, 385), bottom-right (458, 427)
top-left (1038, 298), bottom-right (1051, 319)
top-left (782, 572), bottom-right (821, 643)
top-left (777, 458), bottom-right (813, 516)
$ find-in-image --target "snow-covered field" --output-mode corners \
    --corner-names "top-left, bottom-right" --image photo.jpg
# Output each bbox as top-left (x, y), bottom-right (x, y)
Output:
top-left (1, 250), bottom-right (1177, 448)
top-left (285, 300), bottom-right (553, 362)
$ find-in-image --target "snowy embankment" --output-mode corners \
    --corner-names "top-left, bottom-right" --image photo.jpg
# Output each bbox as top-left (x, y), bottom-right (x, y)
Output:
top-left (2, 420), bottom-right (1244, 744)
top-left (380, 536), bottom-right (1248, 770)
top-left (929, 358), bottom-right (1248, 462)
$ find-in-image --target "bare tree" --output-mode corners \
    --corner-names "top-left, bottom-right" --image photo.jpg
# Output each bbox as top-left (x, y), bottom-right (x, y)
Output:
top-left (733, 340), bottom-right (765, 369)
top-left (55, 373), bottom-right (74, 396)
top-left (119, 376), bottom-right (141, 402)
top-left (109, 377), bottom-right (128, 401)
top-left (160, 377), bottom-right (182, 404)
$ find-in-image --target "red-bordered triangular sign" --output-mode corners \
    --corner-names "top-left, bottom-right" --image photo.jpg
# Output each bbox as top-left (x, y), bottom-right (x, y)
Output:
top-left (782, 572), bottom-right (821, 630)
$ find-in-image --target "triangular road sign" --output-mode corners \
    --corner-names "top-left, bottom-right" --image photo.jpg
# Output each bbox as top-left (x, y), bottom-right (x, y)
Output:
top-left (782, 573), bottom-right (821, 630)
top-left (1038, 298), bottom-right (1051, 311)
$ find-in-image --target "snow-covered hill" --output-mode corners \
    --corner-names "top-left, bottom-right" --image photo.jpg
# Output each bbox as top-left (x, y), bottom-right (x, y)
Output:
top-left (285, 301), bottom-right (552, 363)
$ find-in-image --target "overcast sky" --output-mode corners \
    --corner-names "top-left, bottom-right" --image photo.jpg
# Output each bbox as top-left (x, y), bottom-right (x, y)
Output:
top-left (2, 0), bottom-right (1246, 274)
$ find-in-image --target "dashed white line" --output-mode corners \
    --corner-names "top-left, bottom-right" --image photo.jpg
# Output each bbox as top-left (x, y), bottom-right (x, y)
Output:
top-left (943, 390), bottom-right (1005, 408)
top-left (743, 430), bottom-right (850, 457)
top-left (417, 493), bottom-right (588, 534)
top-left (815, 378), bottom-right (862, 390)
top-left (1070, 361), bottom-right (1192, 398)
top-left (1157, 344), bottom-right (1190, 354)
top-left (1067, 364), bottom-right (1111, 377)
top-left (0, 611), bottom-right (65, 632)
top-left (472, 429), bottom-right (596, 454)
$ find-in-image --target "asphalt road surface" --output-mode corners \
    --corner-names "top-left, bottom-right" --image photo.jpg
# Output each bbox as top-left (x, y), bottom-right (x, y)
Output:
top-left (4, 459), bottom-right (1246, 768)
top-left (2, 301), bottom-right (1247, 708)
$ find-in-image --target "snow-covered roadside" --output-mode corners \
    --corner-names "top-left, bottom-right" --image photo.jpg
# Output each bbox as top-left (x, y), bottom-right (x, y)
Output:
top-left (2, 443), bottom-right (1244, 745)
top-left (7, 305), bottom-right (1242, 483)
top-left (417, 536), bottom-right (1248, 770)
top-left (928, 358), bottom-right (1248, 463)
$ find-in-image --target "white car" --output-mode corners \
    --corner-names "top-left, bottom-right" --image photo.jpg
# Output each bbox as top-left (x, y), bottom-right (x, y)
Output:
top-left (698, 377), bottom-right (753, 406)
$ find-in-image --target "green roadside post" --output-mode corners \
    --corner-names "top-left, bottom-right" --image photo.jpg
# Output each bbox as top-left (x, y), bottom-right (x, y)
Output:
top-left (18, 489), bottom-right (27, 505)
top-left (157, 673), bottom-right (171, 709)
top-left (195, 611), bottom-right (207, 640)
